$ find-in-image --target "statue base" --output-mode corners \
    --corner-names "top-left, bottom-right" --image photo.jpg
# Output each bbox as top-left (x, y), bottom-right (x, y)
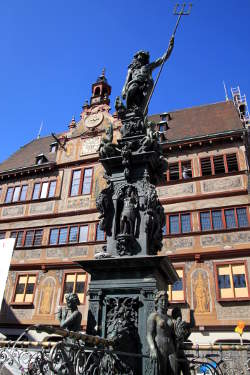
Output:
top-left (77, 255), bottom-right (178, 375)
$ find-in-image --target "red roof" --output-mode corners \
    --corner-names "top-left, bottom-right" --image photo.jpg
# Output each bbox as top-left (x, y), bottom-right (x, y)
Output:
top-left (149, 101), bottom-right (243, 141)
top-left (0, 101), bottom-right (243, 173)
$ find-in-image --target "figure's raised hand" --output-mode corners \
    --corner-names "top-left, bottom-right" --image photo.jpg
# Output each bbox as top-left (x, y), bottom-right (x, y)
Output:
top-left (163, 35), bottom-right (175, 61)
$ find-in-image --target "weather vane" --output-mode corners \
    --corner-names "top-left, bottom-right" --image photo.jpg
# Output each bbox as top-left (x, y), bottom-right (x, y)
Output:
top-left (143, 3), bottom-right (192, 116)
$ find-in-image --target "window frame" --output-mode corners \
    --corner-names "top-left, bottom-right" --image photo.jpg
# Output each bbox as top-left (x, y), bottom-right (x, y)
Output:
top-left (168, 265), bottom-right (186, 303)
top-left (95, 223), bottom-right (106, 242)
top-left (199, 153), bottom-right (239, 177)
top-left (11, 272), bottom-right (38, 306)
top-left (4, 184), bottom-right (28, 204)
top-left (68, 167), bottom-right (94, 197)
top-left (166, 212), bottom-right (193, 235)
top-left (60, 270), bottom-right (88, 305)
top-left (48, 224), bottom-right (89, 246)
top-left (199, 206), bottom-right (249, 232)
top-left (0, 231), bottom-right (6, 240)
top-left (166, 160), bottom-right (193, 182)
top-left (10, 229), bottom-right (44, 248)
top-left (214, 260), bottom-right (250, 302)
top-left (31, 180), bottom-right (57, 200)
top-left (50, 142), bottom-right (58, 153)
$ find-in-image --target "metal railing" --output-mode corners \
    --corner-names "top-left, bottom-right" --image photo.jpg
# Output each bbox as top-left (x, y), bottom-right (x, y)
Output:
top-left (0, 328), bottom-right (249, 374)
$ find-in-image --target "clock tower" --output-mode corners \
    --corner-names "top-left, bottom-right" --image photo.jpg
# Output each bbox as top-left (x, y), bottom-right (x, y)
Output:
top-left (89, 69), bottom-right (111, 106)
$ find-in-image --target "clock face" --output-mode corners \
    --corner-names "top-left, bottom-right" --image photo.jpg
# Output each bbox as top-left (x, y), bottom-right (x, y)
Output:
top-left (85, 113), bottom-right (103, 128)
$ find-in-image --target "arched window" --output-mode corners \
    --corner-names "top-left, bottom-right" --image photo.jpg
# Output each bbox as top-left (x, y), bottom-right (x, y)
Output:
top-left (94, 87), bottom-right (100, 96)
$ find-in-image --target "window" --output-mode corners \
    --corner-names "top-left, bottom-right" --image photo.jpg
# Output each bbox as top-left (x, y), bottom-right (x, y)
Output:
top-left (158, 123), bottom-right (168, 133)
top-left (200, 153), bottom-right (238, 176)
top-left (4, 185), bottom-right (28, 203)
top-left (168, 268), bottom-right (185, 302)
top-left (215, 262), bottom-right (249, 300)
top-left (69, 168), bottom-right (93, 196)
top-left (166, 213), bottom-right (192, 235)
top-left (200, 207), bottom-right (249, 231)
top-left (79, 225), bottom-right (88, 242)
top-left (50, 143), bottom-right (58, 153)
top-left (95, 223), bottom-right (105, 241)
top-left (10, 229), bottom-right (43, 248)
top-left (32, 180), bottom-right (57, 200)
top-left (49, 224), bottom-right (89, 245)
top-left (167, 160), bottom-right (192, 181)
top-left (13, 274), bottom-right (37, 303)
top-left (0, 232), bottom-right (6, 240)
top-left (62, 272), bottom-right (87, 304)
top-left (35, 154), bottom-right (48, 165)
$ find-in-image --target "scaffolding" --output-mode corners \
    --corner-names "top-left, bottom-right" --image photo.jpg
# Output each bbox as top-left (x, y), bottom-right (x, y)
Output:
top-left (231, 86), bottom-right (250, 126)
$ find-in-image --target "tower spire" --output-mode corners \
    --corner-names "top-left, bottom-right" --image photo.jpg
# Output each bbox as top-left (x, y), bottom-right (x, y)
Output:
top-left (89, 69), bottom-right (111, 106)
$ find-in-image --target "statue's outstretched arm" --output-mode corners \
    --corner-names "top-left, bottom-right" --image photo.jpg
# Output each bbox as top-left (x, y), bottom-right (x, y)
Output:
top-left (148, 35), bottom-right (175, 71)
top-left (122, 69), bottom-right (132, 99)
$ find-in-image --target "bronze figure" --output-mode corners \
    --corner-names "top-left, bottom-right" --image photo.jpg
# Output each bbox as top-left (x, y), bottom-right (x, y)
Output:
top-left (122, 37), bottom-right (174, 115)
top-left (57, 293), bottom-right (82, 332)
top-left (147, 291), bottom-right (177, 374)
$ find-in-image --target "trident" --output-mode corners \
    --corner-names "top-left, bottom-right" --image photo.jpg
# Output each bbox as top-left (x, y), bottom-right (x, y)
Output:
top-left (143, 3), bottom-right (192, 116)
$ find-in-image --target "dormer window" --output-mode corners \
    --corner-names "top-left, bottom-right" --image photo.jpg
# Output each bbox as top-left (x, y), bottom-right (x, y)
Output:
top-left (160, 112), bottom-right (171, 121)
top-left (50, 143), bottom-right (58, 153)
top-left (35, 154), bottom-right (48, 165)
top-left (159, 124), bottom-right (167, 133)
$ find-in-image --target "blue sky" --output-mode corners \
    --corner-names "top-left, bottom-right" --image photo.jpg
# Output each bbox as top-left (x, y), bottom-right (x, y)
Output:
top-left (0, 0), bottom-right (249, 163)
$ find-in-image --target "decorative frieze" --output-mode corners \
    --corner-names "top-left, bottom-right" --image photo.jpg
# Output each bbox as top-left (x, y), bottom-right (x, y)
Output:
top-left (67, 197), bottom-right (90, 210)
top-left (163, 236), bottom-right (194, 251)
top-left (23, 249), bottom-right (42, 260)
top-left (2, 206), bottom-right (24, 217)
top-left (68, 247), bottom-right (88, 257)
top-left (216, 302), bottom-right (250, 319)
top-left (157, 182), bottom-right (195, 198)
top-left (46, 248), bottom-right (66, 258)
top-left (201, 234), bottom-right (223, 247)
top-left (201, 231), bottom-right (250, 247)
top-left (202, 176), bottom-right (242, 193)
top-left (29, 202), bottom-right (54, 215)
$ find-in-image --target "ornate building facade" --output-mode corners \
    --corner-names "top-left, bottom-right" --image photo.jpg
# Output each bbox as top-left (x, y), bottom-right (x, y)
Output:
top-left (0, 73), bottom-right (249, 344)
